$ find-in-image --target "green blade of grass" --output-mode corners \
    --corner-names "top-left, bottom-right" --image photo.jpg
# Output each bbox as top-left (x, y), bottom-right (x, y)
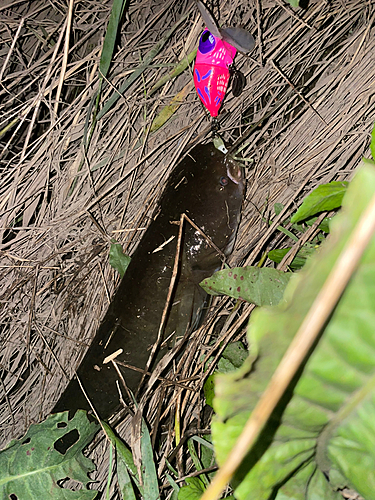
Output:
top-left (96, 11), bottom-right (189, 121)
top-left (100, 0), bottom-right (127, 79)
top-left (150, 82), bottom-right (192, 133)
top-left (140, 418), bottom-right (159, 500)
top-left (148, 48), bottom-right (197, 96)
top-left (100, 420), bottom-right (141, 497)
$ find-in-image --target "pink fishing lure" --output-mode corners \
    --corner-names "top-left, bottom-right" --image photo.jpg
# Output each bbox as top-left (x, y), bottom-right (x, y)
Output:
top-left (193, 29), bottom-right (236, 118)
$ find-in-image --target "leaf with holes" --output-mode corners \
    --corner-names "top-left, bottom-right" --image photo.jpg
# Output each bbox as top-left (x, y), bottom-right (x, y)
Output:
top-left (212, 163), bottom-right (375, 499)
top-left (200, 267), bottom-right (291, 306)
top-left (0, 411), bottom-right (99, 499)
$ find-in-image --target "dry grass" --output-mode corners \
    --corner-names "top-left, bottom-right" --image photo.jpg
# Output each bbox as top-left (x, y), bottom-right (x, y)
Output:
top-left (0, 0), bottom-right (374, 496)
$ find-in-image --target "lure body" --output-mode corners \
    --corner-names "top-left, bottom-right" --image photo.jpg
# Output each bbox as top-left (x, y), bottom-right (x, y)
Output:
top-left (193, 29), bottom-right (236, 117)
top-left (194, 1), bottom-right (255, 118)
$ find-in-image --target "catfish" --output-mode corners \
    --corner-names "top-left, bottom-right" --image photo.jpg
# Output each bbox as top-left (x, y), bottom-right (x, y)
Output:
top-left (53, 143), bottom-right (244, 419)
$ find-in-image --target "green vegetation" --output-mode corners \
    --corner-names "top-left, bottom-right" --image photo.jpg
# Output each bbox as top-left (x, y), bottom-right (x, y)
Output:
top-left (0, 411), bottom-right (98, 499)
top-left (109, 240), bottom-right (131, 278)
top-left (209, 162), bottom-right (375, 499)
top-left (3, 148), bottom-right (373, 499)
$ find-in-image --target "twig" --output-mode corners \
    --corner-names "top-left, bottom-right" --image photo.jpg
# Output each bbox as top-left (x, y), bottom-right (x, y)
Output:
top-left (54, 0), bottom-right (74, 118)
top-left (0, 17), bottom-right (24, 82)
top-left (274, 0), bottom-right (313, 30)
top-left (271, 60), bottom-right (328, 126)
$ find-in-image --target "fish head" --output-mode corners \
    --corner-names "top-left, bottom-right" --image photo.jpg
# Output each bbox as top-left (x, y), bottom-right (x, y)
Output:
top-left (164, 143), bottom-right (244, 273)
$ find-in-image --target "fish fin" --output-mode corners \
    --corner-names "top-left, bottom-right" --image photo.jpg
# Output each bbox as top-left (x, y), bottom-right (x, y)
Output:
top-left (196, 0), bottom-right (222, 39)
top-left (220, 26), bottom-right (255, 54)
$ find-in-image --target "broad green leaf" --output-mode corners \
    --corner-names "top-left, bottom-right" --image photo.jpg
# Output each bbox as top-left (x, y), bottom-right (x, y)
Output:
top-left (291, 181), bottom-right (348, 223)
top-left (100, 421), bottom-right (139, 499)
top-left (327, 393), bottom-right (375, 499)
top-left (109, 242), bottom-right (131, 277)
top-left (286, 0), bottom-right (299, 6)
top-left (212, 163), bottom-right (375, 500)
top-left (178, 477), bottom-right (206, 500)
top-left (0, 411), bottom-right (99, 499)
top-left (204, 374), bottom-right (215, 407)
top-left (276, 464), bottom-right (342, 500)
top-left (217, 341), bottom-right (248, 370)
top-left (304, 215), bottom-right (331, 233)
top-left (268, 246), bottom-right (315, 270)
top-left (204, 342), bottom-right (248, 407)
top-left (200, 266), bottom-right (291, 306)
top-left (117, 459), bottom-right (137, 500)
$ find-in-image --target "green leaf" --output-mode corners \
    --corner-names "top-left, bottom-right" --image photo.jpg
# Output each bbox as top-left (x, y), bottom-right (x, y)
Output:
top-left (291, 181), bottom-right (348, 223)
top-left (196, 435), bottom-right (215, 471)
top-left (286, 0), bottom-right (299, 6)
top-left (304, 216), bottom-right (332, 233)
top-left (96, 12), bottom-right (189, 121)
top-left (268, 246), bottom-right (315, 270)
top-left (187, 439), bottom-right (209, 487)
top-left (100, 421), bottom-right (139, 499)
top-left (204, 374), bottom-right (215, 407)
top-left (99, 0), bottom-right (126, 79)
top-left (0, 411), bottom-right (99, 499)
top-left (148, 49), bottom-right (197, 96)
top-left (165, 472), bottom-right (180, 496)
top-left (109, 242), bottom-right (131, 277)
top-left (140, 418), bottom-right (159, 500)
top-left (218, 342), bottom-right (248, 370)
top-left (274, 203), bottom-right (284, 216)
top-left (212, 163), bottom-right (375, 500)
top-left (150, 82), bottom-right (191, 133)
top-left (178, 477), bottom-right (206, 500)
top-left (200, 266), bottom-right (291, 306)
top-left (276, 464), bottom-right (342, 500)
top-left (204, 342), bottom-right (248, 407)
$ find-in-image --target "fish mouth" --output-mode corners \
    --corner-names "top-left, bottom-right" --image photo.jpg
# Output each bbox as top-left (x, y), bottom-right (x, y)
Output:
top-left (224, 156), bottom-right (244, 188)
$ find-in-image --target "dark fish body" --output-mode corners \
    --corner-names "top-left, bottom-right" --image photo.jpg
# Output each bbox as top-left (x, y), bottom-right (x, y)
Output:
top-left (53, 144), bottom-right (244, 419)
